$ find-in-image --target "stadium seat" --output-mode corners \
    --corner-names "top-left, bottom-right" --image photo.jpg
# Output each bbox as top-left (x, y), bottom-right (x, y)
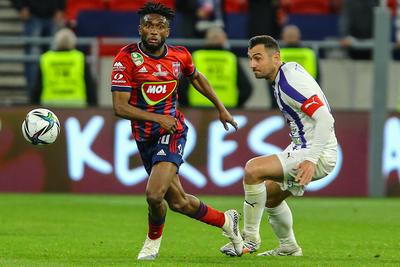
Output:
top-left (286, 14), bottom-right (339, 40)
top-left (225, 13), bottom-right (248, 39)
top-left (65, 0), bottom-right (106, 24)
top-left (108, 0), bottom-right (146, 11)
top-left (224, 0), bottom-right (248, 13)
top-left (76, 11), bottom-right (140, 37)
top-left (280, 0), bottom-right (331, 14)
top-left (108, 0), bottom-right (176, 11)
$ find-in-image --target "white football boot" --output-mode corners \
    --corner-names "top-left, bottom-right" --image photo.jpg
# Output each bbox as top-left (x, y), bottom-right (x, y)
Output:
top-left (257, 245), bottom-right (303, 256)
top-left (137, 236), bottom-right (162, 260)
top-left (221, 210), bottom-right (244, 256)
top-left (220, 232), bottom-right (260, 256)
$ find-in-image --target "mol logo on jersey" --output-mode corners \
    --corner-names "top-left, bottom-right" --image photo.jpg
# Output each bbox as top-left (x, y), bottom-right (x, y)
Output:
top-left (141, 80), bottom-right (177, 105)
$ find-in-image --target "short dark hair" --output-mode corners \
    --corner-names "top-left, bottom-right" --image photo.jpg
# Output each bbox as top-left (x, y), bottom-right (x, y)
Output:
top-left (248, 35), bottom-right (280, 52)
top-left (138, 2), bottom-right (175, 22)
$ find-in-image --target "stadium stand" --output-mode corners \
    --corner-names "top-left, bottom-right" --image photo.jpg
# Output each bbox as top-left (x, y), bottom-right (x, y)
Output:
top-left (0, 0), bottom-right (26, 104)
top-left (224, 13), bottom-right (248, 39)
top-left (223, 0), bottom-right (247, 13)
top-left (76, 10), bottom-right (139, 37)
top-left (108, 0), bottom-right (146, 11)
top-left (108, 0), bottom-right (175, 11)
top-left (286, 14), bottom-right (339, 40)
top-left (280, 0), bottom-right (333, 15)
top-left (65, 0), bottom-right (399, 40)
top-left (65, 0), bottom-right (106, 27)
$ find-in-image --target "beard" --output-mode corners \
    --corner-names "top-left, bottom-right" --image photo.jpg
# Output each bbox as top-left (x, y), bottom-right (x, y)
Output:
top-left (141, 36), bottom-right (166, 53)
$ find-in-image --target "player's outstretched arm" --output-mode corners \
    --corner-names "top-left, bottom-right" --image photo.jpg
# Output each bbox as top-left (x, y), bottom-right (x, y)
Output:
top-left (190, 71), bottom-right (238, 131)
top-left (112, 91), bottom-right (177, 133)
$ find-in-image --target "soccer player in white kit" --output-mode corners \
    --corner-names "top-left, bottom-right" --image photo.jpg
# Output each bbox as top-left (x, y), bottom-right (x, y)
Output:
top-left (221, 35), bottom-right (338, 256)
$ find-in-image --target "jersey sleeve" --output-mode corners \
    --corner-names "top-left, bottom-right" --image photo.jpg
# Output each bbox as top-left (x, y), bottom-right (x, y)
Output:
top-left (111, 51), bottom-right (134, 92)
top-left (280, 68), bottom-right (324, 117)
top-left (300, 94), bottom-right (324, 117)
top-left (181, 47), bottom-right (196, 78)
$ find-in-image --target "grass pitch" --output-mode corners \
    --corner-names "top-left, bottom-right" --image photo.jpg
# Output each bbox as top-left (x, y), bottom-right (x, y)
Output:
top-left (0, 194), bottom-right (399, 266)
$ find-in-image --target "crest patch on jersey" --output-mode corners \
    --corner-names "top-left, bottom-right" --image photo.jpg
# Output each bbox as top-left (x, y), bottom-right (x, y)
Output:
top-left (172, 61), bottom-right (180, 78)
top-left (301, 94), bottom-right (324, 117)
top-left (131, 52), bottom-right (144, 66)
top-left (141, 80), bottom-right (177, 105)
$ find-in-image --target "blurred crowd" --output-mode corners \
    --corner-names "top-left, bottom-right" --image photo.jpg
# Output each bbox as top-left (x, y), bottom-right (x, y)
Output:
top-left (10, 0), bottom-right (399, 43)
top-left (8, 0), bottom-right (400, 108)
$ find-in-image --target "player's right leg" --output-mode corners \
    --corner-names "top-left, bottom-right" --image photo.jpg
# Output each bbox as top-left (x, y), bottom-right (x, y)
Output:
top-left (257, 181), bottom-right (302, 257)
top-left (164, 175), bottom-right (244, 256)
top-left (243, 155), bottom-right (284, 245)
top-left (137, 161), bottom-right (177, 260)
top-left (220, 154), bottom-right (284, 256)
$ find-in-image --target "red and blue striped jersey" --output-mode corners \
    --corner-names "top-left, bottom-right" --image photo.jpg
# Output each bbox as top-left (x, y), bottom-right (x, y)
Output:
top-left (111, 42), bottom-right (195, 141)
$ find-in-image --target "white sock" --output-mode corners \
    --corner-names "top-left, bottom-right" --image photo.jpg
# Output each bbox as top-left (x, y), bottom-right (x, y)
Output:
top-left (243, 183), bottom-right (266, 241)
top-left (266, 200), bottom-right (298, 247)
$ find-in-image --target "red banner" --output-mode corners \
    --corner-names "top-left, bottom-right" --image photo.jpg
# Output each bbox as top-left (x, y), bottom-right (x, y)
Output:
top-left (1, 107), bottom-right (399, 196)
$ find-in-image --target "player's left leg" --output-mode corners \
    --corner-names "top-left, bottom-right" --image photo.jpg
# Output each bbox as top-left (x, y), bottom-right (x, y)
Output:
top-left (220, 154), bottom-right (284, 256)
top-left (164, 175), bottom-right (244, 256)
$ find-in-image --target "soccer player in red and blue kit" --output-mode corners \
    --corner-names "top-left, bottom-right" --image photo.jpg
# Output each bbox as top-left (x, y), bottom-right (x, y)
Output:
top-left (111, 2), bottom-right (243, 260)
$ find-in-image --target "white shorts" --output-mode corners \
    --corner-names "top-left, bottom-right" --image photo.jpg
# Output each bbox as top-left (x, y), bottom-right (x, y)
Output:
top-left (276, 144), bottom-right (337, 196)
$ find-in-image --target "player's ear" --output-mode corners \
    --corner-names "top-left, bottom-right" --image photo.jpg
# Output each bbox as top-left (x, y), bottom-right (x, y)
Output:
top-left (166, 27), bottom-right (170, 38)
top-left (138, 25), bottom-right (142, 35)
top-left (273, 51), bottom-right (280, 62)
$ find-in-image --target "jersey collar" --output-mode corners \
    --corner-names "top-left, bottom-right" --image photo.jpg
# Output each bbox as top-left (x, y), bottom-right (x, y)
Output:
top-left (272, 62), bottom-right (285, 86)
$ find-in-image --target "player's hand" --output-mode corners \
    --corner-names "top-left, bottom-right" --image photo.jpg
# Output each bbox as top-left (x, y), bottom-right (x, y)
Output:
top-left (295, 160), bottom-right (316, 186)
top-left (157, 115), bottom-right (177, 134)
top-left (219, 110), bottom-right (238, 131)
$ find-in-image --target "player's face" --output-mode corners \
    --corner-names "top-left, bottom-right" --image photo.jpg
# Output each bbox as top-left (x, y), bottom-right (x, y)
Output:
top-left (139, 14), bottom-right (170, 53)
top-left (248, 44), bottom-right (279, 81)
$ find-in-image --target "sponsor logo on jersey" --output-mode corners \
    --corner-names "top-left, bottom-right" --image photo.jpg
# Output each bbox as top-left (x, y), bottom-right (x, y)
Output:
top-left (138, 66), bottom-right (147, 73)
top-left (152, 64), bottom-right (169, 77)
top-left (172, 61), bottom-right (180, 78)
top-left (301, 94), bottom-right (324, 116)
top-left (304, 99), bottom-right (319, 109)
top-left (131, 52), bottom-right (144, 66)
top-left (112, 73), bottom-right (126, 83)
top-left (141, 80), bottom-right (177, 105)
top-left (177, 144), bottom-right (183, 156)
top-left (113, 61), bottom-right (125, 71)
top-left (114, 73), bottom-right (123, 80)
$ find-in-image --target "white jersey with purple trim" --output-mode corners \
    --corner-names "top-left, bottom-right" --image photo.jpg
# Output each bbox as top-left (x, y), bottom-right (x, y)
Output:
top-left (272, 62), bottom-right (337, 152)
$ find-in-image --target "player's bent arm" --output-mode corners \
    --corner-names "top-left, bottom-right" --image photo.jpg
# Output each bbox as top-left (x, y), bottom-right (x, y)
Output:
top-left (304, 106), bottom-right (335, 164)
top-left (112, 90), bottom-right (178, 135)
top-left (112, 91), bottom-right (160, 122)
top-left (190, 71), bottom-right (227, 112)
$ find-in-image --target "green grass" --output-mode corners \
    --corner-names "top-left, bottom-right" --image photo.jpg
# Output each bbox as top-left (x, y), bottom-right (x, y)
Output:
top-left (0, 194), bottom-right (399, 266)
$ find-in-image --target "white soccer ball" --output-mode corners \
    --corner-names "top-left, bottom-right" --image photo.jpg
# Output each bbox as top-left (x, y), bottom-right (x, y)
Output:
top-left (22, 108), bottom-right (60, 145)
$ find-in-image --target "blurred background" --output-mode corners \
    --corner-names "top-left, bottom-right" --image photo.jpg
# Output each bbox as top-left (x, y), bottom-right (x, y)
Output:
top-left (0, 0), bottom-right (399, 197)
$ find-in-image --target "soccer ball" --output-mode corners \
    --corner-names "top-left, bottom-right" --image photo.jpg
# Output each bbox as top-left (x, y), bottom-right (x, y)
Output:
top-left (22, 108), bottom-right (60, 145)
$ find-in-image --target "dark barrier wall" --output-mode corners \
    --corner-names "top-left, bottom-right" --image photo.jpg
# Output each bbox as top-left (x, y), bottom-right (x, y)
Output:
top-left (1, 107), bottom-right (399, 196)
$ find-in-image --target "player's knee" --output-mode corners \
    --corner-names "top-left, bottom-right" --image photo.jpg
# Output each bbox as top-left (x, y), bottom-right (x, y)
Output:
top-left (265, 190), bottom-right (289, 208)
top-left (146, 191), bottom-right (164, 207)
top-left (168, 198), bottom-right (189, 213)
top-left (266, 197), bottom-right (282, 208)
top-left (244, 159), bottom-right (259, 184)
